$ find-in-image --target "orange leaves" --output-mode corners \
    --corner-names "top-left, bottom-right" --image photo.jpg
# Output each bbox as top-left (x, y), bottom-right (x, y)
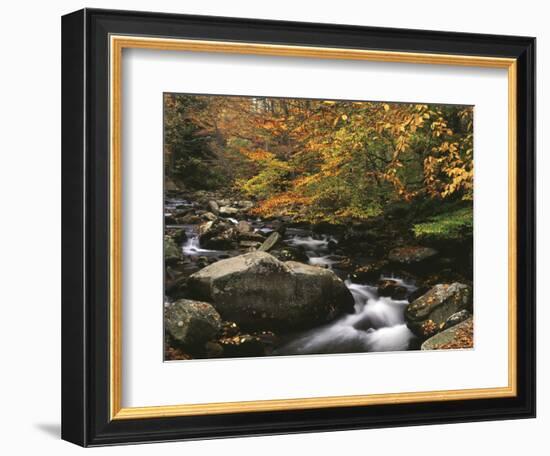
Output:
top-left (261, 120), bottom-right (277, 130)
top-left (239, 148), bottom-right (274, 162)
top-left (252, 192), bottom-right (314, 217)
top-left (168, 93), bottom-right (474, 222)
top-left (260, 118), bottom-right (289, 133)
top-left (293, 174), bottom-right (322, 188)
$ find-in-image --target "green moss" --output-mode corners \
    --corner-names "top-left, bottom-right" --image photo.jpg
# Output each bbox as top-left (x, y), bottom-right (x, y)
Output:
top-left (413, 207), bottom-right (473, 241)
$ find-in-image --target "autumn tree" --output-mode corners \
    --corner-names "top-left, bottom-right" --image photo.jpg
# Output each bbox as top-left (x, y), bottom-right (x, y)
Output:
top-left (165, 94), bottom-right (473, 233)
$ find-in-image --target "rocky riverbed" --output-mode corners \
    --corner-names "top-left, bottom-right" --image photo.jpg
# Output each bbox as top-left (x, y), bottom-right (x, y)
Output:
top-left (164, 190), bottom-right (474, 360)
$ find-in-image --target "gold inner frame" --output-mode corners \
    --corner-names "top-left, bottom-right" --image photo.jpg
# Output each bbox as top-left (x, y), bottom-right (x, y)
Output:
top-left (109, 35), bottom-right (518, 420)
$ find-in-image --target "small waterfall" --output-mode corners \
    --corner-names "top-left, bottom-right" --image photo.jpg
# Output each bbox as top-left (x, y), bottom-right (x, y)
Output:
top-left (307, 255), bottom-right (339, 268)
top-left (275, 280), bottom-right (417, 355)
top-left (379, 273), bottom-right (418, 293)
top-left (286, 234), bottom-right (335, 250)
top-left (182, 235), bottom-right (219, 256)
top-left (286, 233), bottom-right (337, 269)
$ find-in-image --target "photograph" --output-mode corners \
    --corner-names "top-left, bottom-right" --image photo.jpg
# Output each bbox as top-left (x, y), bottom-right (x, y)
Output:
top-left (163, 93), bottom-right (474, 360)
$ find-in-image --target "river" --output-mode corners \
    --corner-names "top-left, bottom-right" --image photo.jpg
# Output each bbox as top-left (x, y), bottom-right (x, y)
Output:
top-left (170, 202), bottom-right (419, 355)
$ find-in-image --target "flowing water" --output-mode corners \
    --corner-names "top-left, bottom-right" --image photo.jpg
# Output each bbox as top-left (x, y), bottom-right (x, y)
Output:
top-left (275, 281), bottom-right (415, 354)
top-left (182, 235), bottom-right (221, 257)
top-left (285, 230), bottom-right (340, 270)
top-left (275, 233), bottom-right (417, 355)
top-left (167, 199), bottom-right (417, 354)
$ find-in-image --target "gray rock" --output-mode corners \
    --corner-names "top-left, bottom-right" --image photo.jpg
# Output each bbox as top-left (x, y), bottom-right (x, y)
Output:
top-left (164, 236), bottom-right (182, 264)
top-left (441, 309), bottom-right (471, 331)
top-left (219, 206), bottom-right (240, 215)
top-left (198, 220), bottom-right (214, 236)
top-left (165, 299), bottom-right (222, 346)
top-left (236, 220), bottom-right (252, 234)
top-left (236, 200), bottom-right (254, 209)
top-left (207, 200), bottom-right (220, 215)
top-left (188, 251), bottom-right (354, 331)
top-left (198, 219), bottom-right (237, 249)
top-left (258, 231), bottom-right (281, 252)
top-left (421, 317), bottom-right (473, 350)
top-left (405, 283), bottom-right (472, 338)
top-left (388, 246), bottom-right (438, 264)
top-left (172, 228), bottom-right (188, 244)
top-left (202, 211), bottom-right (218, 222)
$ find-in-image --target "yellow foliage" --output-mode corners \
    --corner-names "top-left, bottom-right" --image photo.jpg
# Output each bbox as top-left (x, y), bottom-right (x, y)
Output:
top-left (172, 94), bottom-right (474, 221)
top-left (239, 148), bottom-right (275, 161)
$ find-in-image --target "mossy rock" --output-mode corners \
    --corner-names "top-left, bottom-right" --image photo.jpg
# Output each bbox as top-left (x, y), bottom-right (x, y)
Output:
top-left (421, 317), bottom-right (473, 350)
top-left (405, 282), bottom-right (472, 338)
top-left (165, 299), bottom-right (222, 347)
top-left (164, 235), bottom-right (182, 264)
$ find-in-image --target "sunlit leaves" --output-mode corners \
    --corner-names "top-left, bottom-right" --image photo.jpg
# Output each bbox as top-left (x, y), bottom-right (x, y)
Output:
top-left (165, 94), bottom-right (474, 222)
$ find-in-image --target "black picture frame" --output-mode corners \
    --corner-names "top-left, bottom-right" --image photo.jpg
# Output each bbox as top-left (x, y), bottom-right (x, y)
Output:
top-left (62, 8), bottom-right (536, 447)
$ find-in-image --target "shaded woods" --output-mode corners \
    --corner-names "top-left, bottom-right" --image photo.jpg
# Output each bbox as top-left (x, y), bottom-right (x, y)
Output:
top-left (163, 94), bottom-right (474, 360)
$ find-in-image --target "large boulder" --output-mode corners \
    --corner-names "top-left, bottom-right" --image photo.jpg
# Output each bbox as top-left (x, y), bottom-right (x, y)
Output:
top-left (405, 282), bottom-right (472, 338)
top-left (421, 317), bottom-right (473, 350)
top-left (165, 299), bottom-right (222, 347)
top-left (188, 251), bottom-right (354, 331)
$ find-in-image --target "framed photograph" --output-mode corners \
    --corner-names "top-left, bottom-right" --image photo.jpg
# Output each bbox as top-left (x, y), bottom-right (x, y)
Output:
top-left (62, 8), bottom-right (535, 446)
